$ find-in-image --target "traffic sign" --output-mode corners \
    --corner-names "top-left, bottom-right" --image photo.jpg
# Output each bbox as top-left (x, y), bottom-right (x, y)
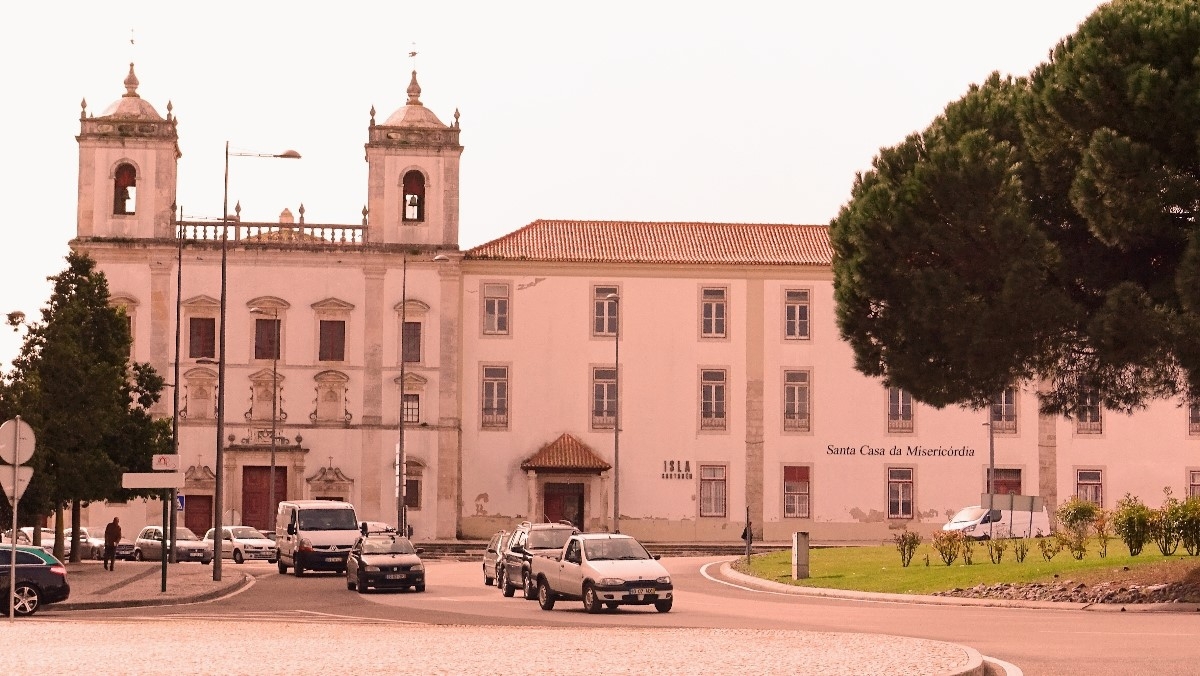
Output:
top-left (176, 494), bottom-right (186, 512)
top-left (0, 465), bottom-right (33, 506)
top-left (122, 472), bottom-right (185, 489)
top-left (152, 454), bottom-right (180, 471)
top-left (0, 418), bottom-right (36, 465)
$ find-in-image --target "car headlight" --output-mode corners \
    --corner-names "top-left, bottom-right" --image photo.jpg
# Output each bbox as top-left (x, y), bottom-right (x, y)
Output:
top-left (598, 577), bottom-right (625, 586)
top-left (964, 525), bottom-right (975, 533)
top-left (298, 538), bottom-right (313, 551)
top-left (412, 563), bottom-right (424, 572)
top-left (657, 575), bottom-right (671, 585)
top-left (364, 565), bottom-right (380, 572)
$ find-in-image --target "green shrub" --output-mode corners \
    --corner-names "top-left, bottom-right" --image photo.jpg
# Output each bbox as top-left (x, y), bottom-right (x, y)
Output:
top-left (931, 530), bottom-right (962, 565)
top-left (892, 529), bottom-right (921, 567)
top-left (1112, 493), bottom-right (1153, 556)
top-left (1038, 535), bottom-right (1062, 561)
top-left (1150, 487), bottom-right (1183, 556)
top-left (986, 537), bottom-right (1008, 564)
top-left (1180, 495), bottom-right (1200, 556)
top-left (1057, 496), bottom-right (1100, 540)
top-left (1093, 509), bottom-right (1112, 558)
top-left (961, 536), bottom-right (976, 565)
top-left (1013, 538), bottom-right (1030, 563)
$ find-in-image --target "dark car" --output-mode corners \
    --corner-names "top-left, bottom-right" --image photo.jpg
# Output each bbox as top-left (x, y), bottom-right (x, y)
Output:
top-left (0, 545), bottom-right (71, 616)
top-left (482, 529), bottom-right (508, 586)
top-left (499, 520), bottom-right (578, 600)
top-left (345, 533), bottom-right (425, 593)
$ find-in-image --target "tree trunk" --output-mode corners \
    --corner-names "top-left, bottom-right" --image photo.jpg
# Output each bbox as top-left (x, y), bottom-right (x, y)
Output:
top-left (70, 499), bottom-right (82, 563)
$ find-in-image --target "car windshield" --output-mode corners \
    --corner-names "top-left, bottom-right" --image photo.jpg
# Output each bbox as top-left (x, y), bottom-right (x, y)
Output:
top-left (297, 509), bottom-right (358, 531)
top-left (362, 537), bottom-right (416, 555)
top-left (526, 529), bottom-right (574, 550)
top-left (584, 538), bottom-right (650, 561)
top-left (230, 527), bottom-right (265, 540)
top-left (175, 528), bottom-right (200, 541)
top-left (950, 507), bottom-right (987, 523)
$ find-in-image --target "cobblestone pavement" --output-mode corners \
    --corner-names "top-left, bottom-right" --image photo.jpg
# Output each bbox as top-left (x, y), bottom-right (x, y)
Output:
top-left (16, 559), bottom-right (990, 675)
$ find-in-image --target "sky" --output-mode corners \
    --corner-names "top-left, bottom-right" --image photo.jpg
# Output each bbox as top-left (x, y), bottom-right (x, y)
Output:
top-left (0, 1), bottom-right (1109, 370)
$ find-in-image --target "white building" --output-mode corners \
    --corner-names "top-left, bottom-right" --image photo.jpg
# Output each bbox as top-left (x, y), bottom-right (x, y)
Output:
top-left (72, 65), bottom-right (1200, 543)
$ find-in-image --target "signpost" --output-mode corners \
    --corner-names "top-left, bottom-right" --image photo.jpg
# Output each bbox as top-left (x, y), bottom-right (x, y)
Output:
top-left (1, 416), bottom-right (36, 622)
top-left (124, 471), bottom-right (185, 593)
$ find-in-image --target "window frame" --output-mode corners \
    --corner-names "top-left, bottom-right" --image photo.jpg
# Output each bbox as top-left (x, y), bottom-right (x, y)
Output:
top-left (698, 464), bottom-right (727, 518)
top-left (402, 393), bottom-right (420, 424)
top-left (1189, 470), bottom-right (1200, 499)
top-left (401, 321), bottom-right (422, 364)
top-left (699, 286), bottom-right (728, 339)
top-left (1077, 386), bottom-right (1103, 434)
top-left (591, 366), bottom-right (618, 430)
top-left (1076, 469), bottom-right (1103, 506)
top-left (481, 365), bottom-right (510, 430)
top-left (188, 316), bottom-right (216, 360)
top-left (783, 465), bottom-right (811, 519)
top-left (887, 467), bottom-right (914, 519)
top-left (700, 368), bottom-right (728, 431)
top-left (482, 282), bottom-right (511, 336)
top-left (991, 388), bottom-right (1017, 434)
top-left (253, 317), bottom-right (282, 361)
top-left (592, 285), bottom-right (619, 337)
top-left (987, 467), bottom-right (1022, 495)
top-left (783, 369), bottom-right (811, 432)
top-left (318, 319), bottom-right (346, 362)
top-left (887, 387), bottom-right (914, 433)
top-left (783, 288), bottom-right (811, 341)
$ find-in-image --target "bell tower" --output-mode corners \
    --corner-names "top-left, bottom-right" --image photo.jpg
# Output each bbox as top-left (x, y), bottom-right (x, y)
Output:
top-left (76, 63), bottom-right (180, 240)
top-left (364, 70), bottom-right (463, 247)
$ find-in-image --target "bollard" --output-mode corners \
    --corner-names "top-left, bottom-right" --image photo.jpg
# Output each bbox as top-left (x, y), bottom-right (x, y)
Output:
top-left (792, 531), bottom-right (810, 579)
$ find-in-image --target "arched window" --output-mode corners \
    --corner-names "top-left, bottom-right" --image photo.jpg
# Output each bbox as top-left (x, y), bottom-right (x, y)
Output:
top-left (402, 170), bottom-right (425, 222)
top-left (114, 163), bottom-right (137, 215)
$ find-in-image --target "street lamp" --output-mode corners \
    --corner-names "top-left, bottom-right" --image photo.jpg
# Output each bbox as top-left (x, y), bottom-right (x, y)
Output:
top-left (396, 253), bottom-right (450, 536)
top-left (250, 307), bottom-right (280, 534)
top-left (213, 142), bottom-right (300, 582)
top-left (606, 292), bottom-right (620, 533)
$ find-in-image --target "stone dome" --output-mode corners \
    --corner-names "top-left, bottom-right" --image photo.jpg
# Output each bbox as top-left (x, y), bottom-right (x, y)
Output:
top-left (380, 70), bottom-right (448, 129)
top-left (98, 63), bottom-right (164, 121)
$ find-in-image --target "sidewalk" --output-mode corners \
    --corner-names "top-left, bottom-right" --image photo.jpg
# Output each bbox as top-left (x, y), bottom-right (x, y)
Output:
top-left (51, 559), bottom-right (251, 611)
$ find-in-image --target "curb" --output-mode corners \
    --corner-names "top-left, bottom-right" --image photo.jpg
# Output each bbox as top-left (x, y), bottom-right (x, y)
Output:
top-left (53, 573), bottom-right (254, 612)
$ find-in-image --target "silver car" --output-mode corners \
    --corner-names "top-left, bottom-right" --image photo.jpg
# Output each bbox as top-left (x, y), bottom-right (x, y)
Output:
top-left (133, 526), bottom-right (213, 564)
top-left (204, 526), bottom-right (277, 564)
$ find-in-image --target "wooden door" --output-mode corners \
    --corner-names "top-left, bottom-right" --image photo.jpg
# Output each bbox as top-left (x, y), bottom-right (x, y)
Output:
top-left (242, 467), bottom-right (287, 531)
top-left (543, 483), bottom-right (584, 528)
top-left (184, 495), bottom-right (213, 536)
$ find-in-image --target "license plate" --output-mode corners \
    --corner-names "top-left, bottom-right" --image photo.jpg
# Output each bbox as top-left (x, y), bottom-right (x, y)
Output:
top-left (385, 574), bottom-right (407, 580)
top-left (630, 587), bottom-right (655, 595)
top-left (325, 556), bottom-right (341, 563)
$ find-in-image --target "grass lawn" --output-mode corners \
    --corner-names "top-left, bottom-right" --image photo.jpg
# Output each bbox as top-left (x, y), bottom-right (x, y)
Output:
top-left (733, 538), bottom-right (1200, 595)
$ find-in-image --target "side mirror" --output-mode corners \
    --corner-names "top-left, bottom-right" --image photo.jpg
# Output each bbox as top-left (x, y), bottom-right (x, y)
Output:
top-left (653, 554), bottom-right (661, 560)
top-left (511, 544), bottom-right (525, 555)
top-left (415, 547), bottom-right (425, 554)
top-left (286, 524), bottom-right (296, 536)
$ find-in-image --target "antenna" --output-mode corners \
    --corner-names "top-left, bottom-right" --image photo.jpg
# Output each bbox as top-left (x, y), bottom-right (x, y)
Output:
top-left (409, 43), bottom-right (418, 69)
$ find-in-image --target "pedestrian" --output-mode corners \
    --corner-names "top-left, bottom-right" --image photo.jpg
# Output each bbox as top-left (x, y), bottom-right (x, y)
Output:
top-left (103, 517), bottom-right (122, 571)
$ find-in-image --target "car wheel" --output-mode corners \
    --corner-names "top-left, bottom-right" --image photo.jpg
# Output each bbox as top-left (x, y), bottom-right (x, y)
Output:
top-left (233, 550), bottom-right (244, 564)
top-left (522, 570), bottom-right (538, 600)
top-left (415, 583), bottom-right (425, 593)
top-left (294, 561), bottom-right (305, 577)
top-left (346, 574), bottom-right (355, 591)
top-left (11, 584), bottom-right (40, 617)
top-left (500, 568), bottom-right (515, 597)
top-left (582, 584), bottom-right (602, 614)
top-left (203, 557), bottom-right (211, 565)
top-left (537, 578), bottom-right (555, 610)
top-left (356, 575), bottom-right (367, 594)
top-left (654, 598), bottom-right (673, 613)
top-left (483, 565), bottom-right (494, 586)
top-left (605, 602), bottom-right (618, 611)
top-left (133, 550), bottom-right (143, 562)
top-left (277, 559), bottom-right (287, 574)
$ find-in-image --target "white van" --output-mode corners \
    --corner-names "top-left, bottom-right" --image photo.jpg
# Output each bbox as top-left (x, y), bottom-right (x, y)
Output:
top-left (275, 500), bottom-right (360, 576)
top-left (943, 505), bottom-right (1051, 540)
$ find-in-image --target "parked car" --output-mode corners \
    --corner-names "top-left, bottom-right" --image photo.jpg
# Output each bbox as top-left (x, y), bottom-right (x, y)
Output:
top-left (204, 526), bottom-right (277, 564)
top-left (65, 527), bottom-right (105, 560)
top-left (133, 526), bottom-right (213, 564)
top-left (345, 532), bottom-right (425, 593)
top-left (942, 505), bottom-right (1051, 540)
top-left (482, 529), bottom-right (508, 586)
top-left (530, 533), bottom-right (673, 613)
top-left (2, 529), bottom-right (53, 555)
top-left (0, 545), bottom-right (70, 616)
top-left (499, 520), bottom-right (579, 600)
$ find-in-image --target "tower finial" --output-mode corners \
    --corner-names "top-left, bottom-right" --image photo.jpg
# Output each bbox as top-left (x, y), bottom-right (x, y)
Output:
top-left (406, 70), bottom-right (422, 106)
top-left (123, 63), bottom-right (140, 98)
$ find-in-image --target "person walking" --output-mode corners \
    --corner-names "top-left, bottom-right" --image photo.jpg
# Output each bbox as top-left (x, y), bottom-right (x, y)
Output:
top-left (103, 517), bottom-right (122, 571)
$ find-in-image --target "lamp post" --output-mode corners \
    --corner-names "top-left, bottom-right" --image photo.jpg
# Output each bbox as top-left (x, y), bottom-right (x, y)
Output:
top-left (213, 142), bottom-right (300, 582)
top-left (985, 396), bottom-right (997, 541)
top-left (606, 292), bottom-right (620, 533)
top-left (250, 307), bottom-right (280, 534)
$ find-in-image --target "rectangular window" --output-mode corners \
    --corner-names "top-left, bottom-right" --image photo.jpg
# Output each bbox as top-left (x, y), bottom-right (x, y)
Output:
top-left (254, 318), bottom-right (281, 360)
top-left (783, 370), bottom-right (811, 432)
top-left (402, 393), bottom-right (420, 424)
top-left (783, 465), bottom-right (811, 518)
top-left (1190, 471), bottom-right (1200, 499)
top-left (188, 317), bottom-right (216, 359)
top-left (593, 286), bottom-right (619, 336)
top-left (1076, 469), bottom-right (1103, 506)
top-left (1189, 404), bottom-right (1200, 436)
top-left (402, 321), bottom-right (422, 363)
top-left (987, 468), bottom-right (1022, 495)
top-left (701, 287), bottom-right (727, 338)
top-left (482, 366), bottom-right (509, 429)
top-left (991, 388), bottom-right (1017, 433)
top-left (699, 465), bottom-right (727, 517)
top-left (405, 478), bottom-right (421, 510)
top-left (483, 284), bottom-right (510, 335)
top-left (592, 367), bottom-right (617, 429)
top-left (1077, 386), bottom-right (1102, 434)
top-left (887, 467), bottom-right (914, 519)
top-left (888, 387), bottom-right (913, 433)
top-left (700, 369), bottom-right (727, 430)
top-left (319, 320), bottom-right (346, 362)
top-left (784, 289), bottom-right (810, 340)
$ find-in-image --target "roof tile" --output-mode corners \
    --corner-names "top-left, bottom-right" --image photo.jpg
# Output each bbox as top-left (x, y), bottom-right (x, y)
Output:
top-left (521, 433), bottom-right (612, 471)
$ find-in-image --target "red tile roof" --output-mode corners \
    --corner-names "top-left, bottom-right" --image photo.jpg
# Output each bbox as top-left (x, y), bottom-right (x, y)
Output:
top-left (466, 220), bottom-right (832, 266)
top-left (521, 433), bottom-right (612, 472)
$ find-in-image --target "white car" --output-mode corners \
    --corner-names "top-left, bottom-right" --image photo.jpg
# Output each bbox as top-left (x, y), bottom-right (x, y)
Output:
top-left (530, 533), bottom-right (673, 613)
top-left (205, 526), bottom-right (277, 564)
top-left (943, 505), bottom-right (1051, 540)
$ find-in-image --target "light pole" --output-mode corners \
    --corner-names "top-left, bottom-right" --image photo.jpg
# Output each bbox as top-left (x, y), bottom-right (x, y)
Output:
top-left (606, 292), bottom-right (620, 533)
top-left (213, 142), bottom-right (300, 582)
top-left (986, 396), bottom-right (997, 540)
top-left (250, 307), bottom-right (280, 533)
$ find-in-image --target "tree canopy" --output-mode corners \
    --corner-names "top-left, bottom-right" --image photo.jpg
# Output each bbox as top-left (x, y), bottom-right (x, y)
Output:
top-left (830, 0), bottom-right (1200, 415)
top-left (0, 252), bottom-right (168, 548)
